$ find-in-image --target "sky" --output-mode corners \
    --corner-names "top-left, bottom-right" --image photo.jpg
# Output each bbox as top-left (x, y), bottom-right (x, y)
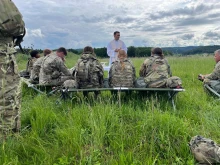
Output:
top-left (13, 0), bottom-right (220, 49)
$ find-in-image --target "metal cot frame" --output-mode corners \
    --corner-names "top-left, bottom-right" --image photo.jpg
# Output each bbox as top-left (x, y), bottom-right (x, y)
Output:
top-left (21, 78), bottom-right (185, 110)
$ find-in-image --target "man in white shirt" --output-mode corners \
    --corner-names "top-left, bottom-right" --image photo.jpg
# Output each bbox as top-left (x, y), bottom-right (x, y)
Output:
top-left (107, 31), bottom-right (127, 64)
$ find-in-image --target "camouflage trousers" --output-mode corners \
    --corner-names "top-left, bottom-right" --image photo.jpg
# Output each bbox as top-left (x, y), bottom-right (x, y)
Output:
top-left (0, 51), bottom-right (21, 138)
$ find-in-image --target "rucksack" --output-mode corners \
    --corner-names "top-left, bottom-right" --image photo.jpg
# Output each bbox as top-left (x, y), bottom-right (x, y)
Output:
top-left (109, 59), bottom-right (136, 87)
top-left (135, 77), bottom-right (147, 88)
top-left (0, 0), bottom-right (25, 36)
top-left (75, 54), bottom-right (104, 88)
top-left (189, 135), bottom-right (220, 164)
top-left (143, 56), bottom-right (172, 88)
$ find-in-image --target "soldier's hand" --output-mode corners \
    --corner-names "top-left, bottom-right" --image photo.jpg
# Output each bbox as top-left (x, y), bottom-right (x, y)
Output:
top-left (198, 74), bottom-right (204, 81)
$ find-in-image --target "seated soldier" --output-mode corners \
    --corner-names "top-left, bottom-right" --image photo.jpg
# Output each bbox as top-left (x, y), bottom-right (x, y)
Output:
top-left (198, 49), bottom-right (220, 92)
top-left (74, 46), bottom-right (104, 89)
top-left (109, 50), bottom-right (136, 87)
top-left (39, 47), bottom-right (73, 86)
top-left (139, 47), bottom-right (172, 88)
top-left (30, 49), bottom-right (52, 84)
top-left (20, 50), bottom-right (40, 78)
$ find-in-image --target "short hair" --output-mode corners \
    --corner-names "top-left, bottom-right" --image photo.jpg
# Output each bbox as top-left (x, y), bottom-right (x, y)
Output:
top-left (114, 31), bottom-right (120, 35)
top-left (83, 46), bottom-right (94, 54)
top-left (43, 49), bottom-right (52, 56)
top-left (214, 49), bottom-right (220, 55)
top-left (30, 50), bottom-right (39, 57)
top-left (151, 47), bottom-right (163, 55)
top-left (57, 47), bottom-right (67, 56)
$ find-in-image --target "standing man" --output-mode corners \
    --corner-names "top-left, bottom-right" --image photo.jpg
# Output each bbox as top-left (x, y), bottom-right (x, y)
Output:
top-left (39, 47), bottom-right (73, 86)
top-left (107, 31), bottom-right (127, 64)
top-left (0, 0), bottom-right (25, 138)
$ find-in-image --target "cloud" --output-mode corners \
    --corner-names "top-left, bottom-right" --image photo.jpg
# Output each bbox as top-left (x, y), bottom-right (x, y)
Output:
top-left (26, 29), bottom-right (44, 38)
top-left (203, 31), bottom-right (220, 40)
top-left (180, 33), bottom-right (194, 40)
top-left (12, 0), bottom-right (220, 49)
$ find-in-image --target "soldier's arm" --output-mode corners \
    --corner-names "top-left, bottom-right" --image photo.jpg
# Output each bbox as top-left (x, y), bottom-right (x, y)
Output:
top-left (139, 59), bottom-right (150, 77)
top-left (205, 63), bottom-right (220, 80)
top-left (58, 59), bottom-right (71, 76)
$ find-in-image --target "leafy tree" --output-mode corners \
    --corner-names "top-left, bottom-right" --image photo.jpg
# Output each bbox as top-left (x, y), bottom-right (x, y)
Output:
top-left (94, 47), bottom-right (108, 58)
top-left (127, 46), bottom-right (136, 57)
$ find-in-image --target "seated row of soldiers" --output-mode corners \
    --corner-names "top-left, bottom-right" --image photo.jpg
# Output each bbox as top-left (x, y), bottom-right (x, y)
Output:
top-left (23, 47), bottom-right (183, 89)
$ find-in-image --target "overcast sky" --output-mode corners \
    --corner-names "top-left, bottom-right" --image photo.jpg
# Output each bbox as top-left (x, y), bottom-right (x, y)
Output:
top-left (13, 0), bottom-right (220, 49)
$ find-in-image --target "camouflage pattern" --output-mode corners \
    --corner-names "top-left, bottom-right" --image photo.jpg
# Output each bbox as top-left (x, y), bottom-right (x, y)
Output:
top-left (109, 58), bottom-right (136, 87)
top-left (63, 80), bottom-right (78, 88)
top-left (0, 0), bottom-right (25, 37)
top-left (189, 135), bottom-right (220, 164)
top-left (27, 57), bottom-right (38, 75)
top-left (0, 35), bottom-right (21, 137)
top-left (30, 56), bottom-right (44, 83)
top-left (139, 55), bottom-right (171, 88)
top-left (166, 76), bottom-right (182, 88)
top-left (204, 61), bottom-right (220, 85)
top-left (39, 53), bottom-right (73, 86)
top-left (75, 53), bottom-right (104, 88)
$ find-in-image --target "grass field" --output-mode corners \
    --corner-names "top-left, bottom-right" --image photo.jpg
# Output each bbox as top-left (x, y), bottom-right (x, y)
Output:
top-left (1, 52), bottom-right (220, 165)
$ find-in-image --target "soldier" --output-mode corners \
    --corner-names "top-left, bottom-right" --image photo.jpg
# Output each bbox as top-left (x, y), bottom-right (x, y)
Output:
top-left (198, 49), bottom-right (220, 92)
top-left (30, 49), bottom-right (52, 84)
top-left (0, 0), bottom-right (25, 138)
top-left (139, 47), bottom-right (172, 88)
top-left (109, 49), bottom-right (136, 87)
top-left (75, 46), bottom-right (104, 89)
top-left (27, 50), bottom-right (40, 75)
top-left (39, 47), bottom-right (73, 86)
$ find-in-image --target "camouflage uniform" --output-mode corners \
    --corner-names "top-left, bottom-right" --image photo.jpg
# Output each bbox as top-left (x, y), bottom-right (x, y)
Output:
top-left (0, 35), bottom-right (20, 137)
top-left (203, 61), bottom-right (220, 84)
top-left (75, 53), bottom-right (104, 88)
top-left (30, 56), bottom-right (44, 83)
top-left (39, 53), bottom-right (73, 86)
top-left (139, 55), bottom-right (171, 88)
top-left (27, 57), bottom-right (38, 75)
top-left (109, 58), bottom-right (136, 87)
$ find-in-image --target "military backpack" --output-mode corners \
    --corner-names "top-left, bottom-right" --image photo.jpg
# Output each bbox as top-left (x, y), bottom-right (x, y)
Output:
top-left (0, 0), bottom-right (25, 36)
top-left (143, 56), bottom-right (172, 88)
top-left (189, 135), bottom-right (220, 164)
top-left (75, 54), bottom-right (104, 88)
top-left (109, 59), bottom-right (136, 87)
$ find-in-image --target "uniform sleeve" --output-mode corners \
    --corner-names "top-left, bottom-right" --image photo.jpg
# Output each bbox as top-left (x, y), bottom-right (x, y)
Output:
top-left (107, 41), bottom-right (114, 57)
top-left (57, 58), bottom-right (71, 76)
top-left (205, 62), bottom-right (220, 80)
top-left (139, 59), bottom-right (150, 77)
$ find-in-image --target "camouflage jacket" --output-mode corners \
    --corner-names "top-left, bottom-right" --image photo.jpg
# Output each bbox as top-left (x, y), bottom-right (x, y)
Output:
top-left (39, 53), bottom-right (71, 85)
top-left (26, 57), bottom-right (38, 74)
top-left (30, 56), bottom-right (44, 80)
top-left (109, 58), bottom-right (136, 87)
top-left (139, 55), bottom-right (171, 84)
top-left (205, 61), bottom-right (220, 80)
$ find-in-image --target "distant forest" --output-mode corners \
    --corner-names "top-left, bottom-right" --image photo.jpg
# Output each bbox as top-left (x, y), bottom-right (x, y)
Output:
top-left (17, 45), bottom-right (220, 57)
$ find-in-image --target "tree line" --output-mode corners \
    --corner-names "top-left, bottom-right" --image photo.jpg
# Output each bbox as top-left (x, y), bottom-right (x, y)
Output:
top-left (15, 46), bottom-right (176, 57)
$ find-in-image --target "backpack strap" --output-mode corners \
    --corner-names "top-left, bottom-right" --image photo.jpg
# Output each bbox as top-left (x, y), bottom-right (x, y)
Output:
top-left (145, 57), bottom-right (157, 74)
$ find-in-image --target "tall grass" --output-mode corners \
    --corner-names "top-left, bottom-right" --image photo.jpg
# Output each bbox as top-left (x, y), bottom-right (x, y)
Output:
top-left (0, 53), bottom-right (219, 165)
